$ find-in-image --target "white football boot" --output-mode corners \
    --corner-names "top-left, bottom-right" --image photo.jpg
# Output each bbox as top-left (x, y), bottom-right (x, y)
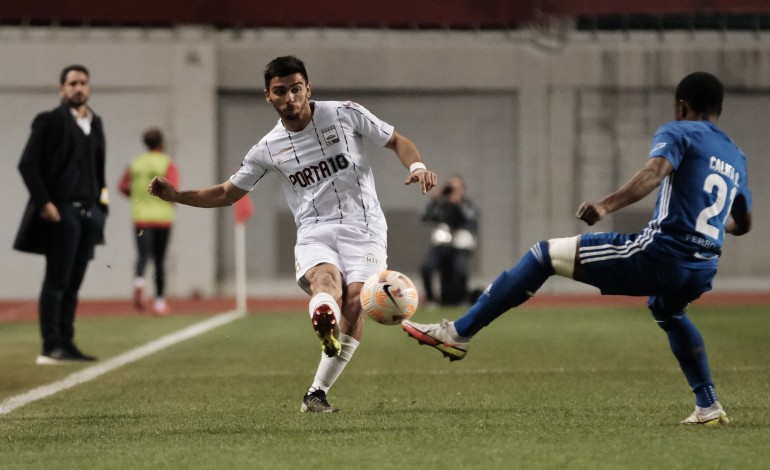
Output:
top-left (681, 401), bottom-right (730, 426)
top-left (402, 319), bottom-right (470, 361)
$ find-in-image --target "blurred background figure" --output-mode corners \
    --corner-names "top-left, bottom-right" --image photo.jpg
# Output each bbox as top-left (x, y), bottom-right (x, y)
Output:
top-left (119, 128), bottom-right (178, 315)
top-left (14, 64), bottom-right (107, 364)
top-left (420, 175), bottom-right (479, 306)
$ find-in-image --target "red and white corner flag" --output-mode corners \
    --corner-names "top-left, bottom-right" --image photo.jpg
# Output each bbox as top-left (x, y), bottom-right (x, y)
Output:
top-left (234, 195), bottom-right (254, 224)
top-left (233, 196), bottom-right (254, 313)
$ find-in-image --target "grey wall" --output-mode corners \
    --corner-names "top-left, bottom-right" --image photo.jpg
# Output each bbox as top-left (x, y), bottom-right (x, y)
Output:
top-left (1, 27), bottom-right (768, 300)
top-left (0, 28), bottom-right (218, 300)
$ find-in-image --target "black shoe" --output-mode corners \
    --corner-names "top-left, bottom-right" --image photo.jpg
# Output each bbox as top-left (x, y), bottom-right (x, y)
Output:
top-left (64, 344), bottom-right (98, 361)
top-left (36, 347), bottom-right (80, 365)
top-left (300, 389), bottom-right (340, 413)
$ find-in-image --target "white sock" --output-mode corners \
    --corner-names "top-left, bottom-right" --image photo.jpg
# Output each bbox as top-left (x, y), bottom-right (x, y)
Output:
top-left (308, 292), bottom-right (340, 320)
top-left (448, 321), bottom-right (471, 342)
top-left (133, 277), bottom-right (145, 288)
top-left (310, 334), bottom-right (360, 393)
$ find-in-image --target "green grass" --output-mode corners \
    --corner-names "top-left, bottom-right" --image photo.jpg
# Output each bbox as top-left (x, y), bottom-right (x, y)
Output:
top-left (1, 304), bottom-right (770, 469)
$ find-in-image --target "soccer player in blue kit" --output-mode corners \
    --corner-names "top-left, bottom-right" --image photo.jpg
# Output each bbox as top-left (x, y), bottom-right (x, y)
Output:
top-left (403, 72), bottom-right (752, 426)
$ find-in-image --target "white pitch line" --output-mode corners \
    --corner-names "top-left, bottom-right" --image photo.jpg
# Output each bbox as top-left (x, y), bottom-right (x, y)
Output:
top-left (0, 309), bottom-right (246, 416)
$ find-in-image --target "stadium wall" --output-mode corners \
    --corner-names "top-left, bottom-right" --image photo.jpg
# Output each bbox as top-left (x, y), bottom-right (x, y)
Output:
top-left (0, 26), bottom-right (768, 300)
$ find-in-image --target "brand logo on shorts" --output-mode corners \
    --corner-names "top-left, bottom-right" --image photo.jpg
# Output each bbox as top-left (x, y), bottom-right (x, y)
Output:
top-left (322, 126), bottom-right (340, 146)
top-left (363, 254), bottom-right (379, 265)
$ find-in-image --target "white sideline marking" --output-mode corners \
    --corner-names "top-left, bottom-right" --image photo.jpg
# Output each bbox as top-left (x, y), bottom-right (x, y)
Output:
top-left (0, 309), bottom-right (246, 416)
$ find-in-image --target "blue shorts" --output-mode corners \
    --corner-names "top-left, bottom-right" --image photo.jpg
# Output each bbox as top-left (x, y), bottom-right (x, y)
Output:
top-left (577, 232), bottom-right (716, 316)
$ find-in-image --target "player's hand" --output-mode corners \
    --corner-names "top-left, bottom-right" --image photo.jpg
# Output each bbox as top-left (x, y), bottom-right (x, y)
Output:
top-left (576, 202), bottom-right (607, 226)
top-left (404, 168), bottom-right (438, 195)
top-left (148, 176), bottom-right (176, 202)
top-left (39, 202), bottom-right (61, 223)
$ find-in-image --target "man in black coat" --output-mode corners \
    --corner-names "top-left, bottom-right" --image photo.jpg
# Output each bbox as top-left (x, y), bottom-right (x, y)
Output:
top-left (14, 64), bottom-right (108, 364)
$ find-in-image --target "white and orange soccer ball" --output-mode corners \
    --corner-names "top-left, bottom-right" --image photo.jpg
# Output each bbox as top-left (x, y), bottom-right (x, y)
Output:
top-left (360, 270), bottom-right (419, 325)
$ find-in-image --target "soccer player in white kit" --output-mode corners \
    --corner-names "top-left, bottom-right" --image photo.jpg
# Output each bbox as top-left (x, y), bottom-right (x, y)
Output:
top-left (148, 56), bottom-right (437, 412)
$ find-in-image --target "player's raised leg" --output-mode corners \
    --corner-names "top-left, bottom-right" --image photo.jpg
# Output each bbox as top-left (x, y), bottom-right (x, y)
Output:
top-left (404, 239), bottom-right (561, 359)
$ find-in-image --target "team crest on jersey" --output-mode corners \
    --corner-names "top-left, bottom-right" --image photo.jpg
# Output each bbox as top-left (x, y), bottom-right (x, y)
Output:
top-left (322, 126), bottom-right (340, 146)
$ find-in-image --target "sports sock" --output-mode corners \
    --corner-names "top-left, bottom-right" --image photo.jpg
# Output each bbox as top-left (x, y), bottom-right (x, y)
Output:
top-left (454, 241), bottom-right (554, 337)
top-left (310, 334), bottom-right (359, 393)
top-left (308, 292), bottom-right (340, 320)
top-left (695, 384), bottom-right (718, 408)
top-left (656, 313), bottom-right (717, 407)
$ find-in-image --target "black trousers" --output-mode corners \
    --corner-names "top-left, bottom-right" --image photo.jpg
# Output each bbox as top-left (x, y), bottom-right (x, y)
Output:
top-left (40, 203), bottom-right (104, 352)
top-left (421, 245), bottom-right (472, 306)
top-left (134, 227), bottom-right (171, 298)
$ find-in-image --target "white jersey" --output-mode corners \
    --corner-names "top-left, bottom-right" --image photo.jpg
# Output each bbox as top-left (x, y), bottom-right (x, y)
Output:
top-left (231, 100), bottom-right (394, 235)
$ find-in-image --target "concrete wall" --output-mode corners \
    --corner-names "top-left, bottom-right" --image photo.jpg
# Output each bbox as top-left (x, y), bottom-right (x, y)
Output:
top-left (0, 28), bottom-right (218, 299)
top-left (1, 27), bottom-right (768, 300)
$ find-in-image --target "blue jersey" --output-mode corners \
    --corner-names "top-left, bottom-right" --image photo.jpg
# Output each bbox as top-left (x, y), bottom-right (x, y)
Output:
top-left (641, 120), bottom-right (752, 268)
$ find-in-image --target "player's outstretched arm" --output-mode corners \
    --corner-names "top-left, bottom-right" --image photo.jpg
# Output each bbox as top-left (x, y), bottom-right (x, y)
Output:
top-left (577, 156), bottom-right (673, 226)
top-left (384, 131), bottom-right (437, 194)
top-left (148, 177), bottom-right (248, 208)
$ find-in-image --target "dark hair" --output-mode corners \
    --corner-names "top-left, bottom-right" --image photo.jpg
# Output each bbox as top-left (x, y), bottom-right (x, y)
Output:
top-left (675, 72), bottom-right (724, 116)
top-left (143, 127), bottom-right (164, 149)
top-left (263, 56), bottom-right (308, 89)
top-left (60, 64), bottom-right (89, 85)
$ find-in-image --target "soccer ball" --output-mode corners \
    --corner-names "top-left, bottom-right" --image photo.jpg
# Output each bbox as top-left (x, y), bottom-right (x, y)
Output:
top-left (360, 270), bottom-right (419, 325)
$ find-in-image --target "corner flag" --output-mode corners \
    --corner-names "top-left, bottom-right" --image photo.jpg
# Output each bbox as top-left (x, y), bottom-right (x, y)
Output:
top-left (234, 195), bottom-right (254, 224)
top-left (233, 196), bottom-right (254, 313)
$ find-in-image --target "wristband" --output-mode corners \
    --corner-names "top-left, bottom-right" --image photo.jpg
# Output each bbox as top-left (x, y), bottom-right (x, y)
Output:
top-left (409, 162), bottom-right (427, 173)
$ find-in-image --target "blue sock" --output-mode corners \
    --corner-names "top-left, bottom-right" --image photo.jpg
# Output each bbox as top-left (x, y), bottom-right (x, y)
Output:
top-left (655, 312), bottom-right (717, 407)
top-left (454, 241), bottom-right (554, 337)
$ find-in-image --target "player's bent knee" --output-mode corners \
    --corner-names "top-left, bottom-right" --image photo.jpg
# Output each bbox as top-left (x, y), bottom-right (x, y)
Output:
top-left (652, 314), bottom-right (684, 332)
top-left (548, 236), bottom-right (578, 279)
top-left (306, 264), bottom-right (342, 291)
top-left (648, 297), bottom-right (688, 331)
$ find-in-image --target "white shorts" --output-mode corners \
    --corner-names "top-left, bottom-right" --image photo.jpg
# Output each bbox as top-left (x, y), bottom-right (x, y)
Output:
top-left (295, 223), bottom-right (387, 294)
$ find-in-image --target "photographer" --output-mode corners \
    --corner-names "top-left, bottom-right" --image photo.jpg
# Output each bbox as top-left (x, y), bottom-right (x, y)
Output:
top-left (420, 175), bottom-right (479, 306)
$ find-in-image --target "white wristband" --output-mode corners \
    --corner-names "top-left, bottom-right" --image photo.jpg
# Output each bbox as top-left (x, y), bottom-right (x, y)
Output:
top-left (409, 162), bottom-right (427, 174)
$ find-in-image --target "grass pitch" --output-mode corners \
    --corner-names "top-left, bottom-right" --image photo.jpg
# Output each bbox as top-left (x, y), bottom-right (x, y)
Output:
top-left (1, 303), bottom-right (769, 469)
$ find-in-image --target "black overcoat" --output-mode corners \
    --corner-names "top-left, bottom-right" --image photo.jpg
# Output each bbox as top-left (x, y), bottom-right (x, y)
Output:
top-left (13, 102), bottom-right (107, 255)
